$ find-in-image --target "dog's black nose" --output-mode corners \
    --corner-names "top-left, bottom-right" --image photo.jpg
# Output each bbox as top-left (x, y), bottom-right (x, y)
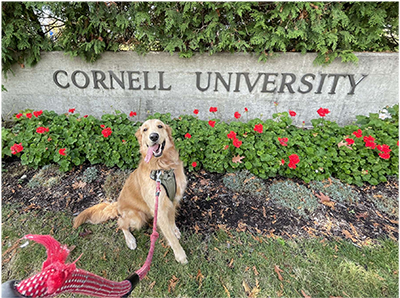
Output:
top-left (149, 133), bottom-right (159, 142)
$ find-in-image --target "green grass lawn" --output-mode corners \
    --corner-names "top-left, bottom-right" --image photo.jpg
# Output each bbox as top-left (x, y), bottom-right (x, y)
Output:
top-left (2, 204), bottom-right (398, 298)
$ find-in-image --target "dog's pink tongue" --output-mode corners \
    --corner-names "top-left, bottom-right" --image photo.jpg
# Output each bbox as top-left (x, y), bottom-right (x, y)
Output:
top-left (145, 145), bottom-right (158, 163)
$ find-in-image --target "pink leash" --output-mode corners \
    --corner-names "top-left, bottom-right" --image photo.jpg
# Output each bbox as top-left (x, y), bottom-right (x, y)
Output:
top-left (7, 171), bottom-right (163, 298)
top-left (135, 171), bottom-right (161, 280)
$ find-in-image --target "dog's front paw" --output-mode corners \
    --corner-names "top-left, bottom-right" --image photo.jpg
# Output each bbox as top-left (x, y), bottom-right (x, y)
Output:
top-left (175, 250), bottom-right (188, 264)
top-left (176, 256), bottom-right (188, 264)
top-left (123, 230), bottom-right (137, 250)
top-left (126, 238), bottom-right (137, 250)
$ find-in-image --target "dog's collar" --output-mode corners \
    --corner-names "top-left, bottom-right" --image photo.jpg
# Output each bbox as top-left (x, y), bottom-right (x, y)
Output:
top-left (150, 169), bottom-right (176, 201)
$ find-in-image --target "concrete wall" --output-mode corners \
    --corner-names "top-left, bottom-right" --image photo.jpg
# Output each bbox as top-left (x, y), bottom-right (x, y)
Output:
top-left (2, 51), bottom-right (398, 126)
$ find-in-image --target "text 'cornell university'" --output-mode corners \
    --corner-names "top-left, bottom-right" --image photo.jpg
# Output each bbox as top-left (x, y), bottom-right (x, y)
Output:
top-left (53, 70), bottom-right (368, 95)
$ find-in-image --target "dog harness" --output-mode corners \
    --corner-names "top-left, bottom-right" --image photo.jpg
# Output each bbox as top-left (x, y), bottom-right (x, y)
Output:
top-left (150, 169), bottom-right (176, 201)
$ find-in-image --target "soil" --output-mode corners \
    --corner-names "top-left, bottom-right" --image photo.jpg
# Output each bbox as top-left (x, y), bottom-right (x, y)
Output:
top-left (2, 160), bottom-right (398, 246)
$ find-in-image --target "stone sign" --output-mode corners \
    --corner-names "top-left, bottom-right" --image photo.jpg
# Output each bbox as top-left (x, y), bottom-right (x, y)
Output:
top-left (2, 52), bottom-right (398, 126)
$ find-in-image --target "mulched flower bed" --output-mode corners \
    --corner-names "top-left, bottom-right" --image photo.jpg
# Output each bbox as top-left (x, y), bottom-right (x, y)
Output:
top-left (2, 161), bottom-right (398, 246)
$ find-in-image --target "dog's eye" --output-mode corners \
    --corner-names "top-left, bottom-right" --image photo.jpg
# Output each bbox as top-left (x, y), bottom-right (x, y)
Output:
top-left (143, 128), bottom-right (148, 132)
top-left (157, 125), bottom-right (163, 129)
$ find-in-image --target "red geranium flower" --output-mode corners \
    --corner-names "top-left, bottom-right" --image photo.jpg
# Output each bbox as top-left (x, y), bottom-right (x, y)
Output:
top-left (234, 111), bottom-right (241, 119)
top-left (10, 143), bottom-right (23, 155)
top-left (129, 111), bottom-right (137, 117)
top-left (288, 162), bottom-right (297, 169)
top-left (254, 124), bottom-right (263, 134)
top-left (289, 110), bottom-right (296, 117)
top-left (100, 125), bottom-right (105, 128)
top-left (232, 138), bottom-right (242, 148)
top-left (317, 108), bottom-right (324, 117)
top-left (83, 115), bottom-right (88, 118)
top-left (353, 129), bottom-right (362, 138)
top-left (365, 141), bottom-right (376, 149)
top-left (209, 107), bottom-right (218, 113)
top-left (193, 109), bottom-right (199, 115)
top-left (208, 120), bottom-right (216, 128)
top-left (102, 127), bottom-right (112, 138)
top-left (192, 161), bottom-right (197, 167)
top-left (317, 108), bottom-right (330, 117)
top-left (26, 113), bottom-right (32, 119)
top-left (69, 108), bottom-right (75, 113)
top-left (59, 148), bottom-right (66, 156)
top-left (377, 144), bottom-right (391, 153)
top-left (288, 155), bottom-right (299, 163)
top-left (345, 138), bottom-right (355, 145)
top-left (363, 136), bottom-right (376, 149)
top-left (378, 152), bottom-right (391, 160)
top-left (33, 110), bottom-right (43, 118)
top-left (244, 107), bottom-right (248, 112)
top-left (288, 154), bottom-right (300, 165)
top-left (185, 133), bottom-right (192, 139)
top-left (278, 137), bottom-right (289, 146)
top-left (36, 127), bottom-right (49, 134)
top-left (227, 131), bottom-right (237, 139)
top-left (16, 113), bottom-right (23, 119)
top-left (224, 145), bottom-right (229, 150)
top-left (281, 159), bottom-right (285, 165)
top-left (363, 135), bottom-right (375, 143)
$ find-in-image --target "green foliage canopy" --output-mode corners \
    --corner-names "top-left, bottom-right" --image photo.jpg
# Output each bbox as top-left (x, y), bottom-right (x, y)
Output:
top-left (2, 2), bottom-right (398, 76)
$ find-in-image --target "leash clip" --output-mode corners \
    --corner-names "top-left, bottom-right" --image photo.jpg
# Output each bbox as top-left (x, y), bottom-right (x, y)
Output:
top-left (155, 170), bottom-right (162, 183)
top-left (155, 170), bottom-right (162, 197)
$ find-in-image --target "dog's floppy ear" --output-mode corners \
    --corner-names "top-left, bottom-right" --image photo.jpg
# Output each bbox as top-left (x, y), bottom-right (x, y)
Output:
top-left (165, 124), bottom-right (175, 146)
top-left (135, 127), bottom-right (143, 147)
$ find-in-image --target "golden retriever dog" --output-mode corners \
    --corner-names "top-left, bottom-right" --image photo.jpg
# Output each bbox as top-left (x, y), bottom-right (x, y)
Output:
top-left (73, 119), bottom-right (188, 264)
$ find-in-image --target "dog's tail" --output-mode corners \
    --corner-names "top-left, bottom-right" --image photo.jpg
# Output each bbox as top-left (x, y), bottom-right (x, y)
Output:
top-left (73, 202), bottom-right (118, 229)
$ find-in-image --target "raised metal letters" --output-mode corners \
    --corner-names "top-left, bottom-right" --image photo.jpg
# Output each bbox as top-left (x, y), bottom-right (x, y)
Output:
top-left (53, 70), bottom-right (368, 95)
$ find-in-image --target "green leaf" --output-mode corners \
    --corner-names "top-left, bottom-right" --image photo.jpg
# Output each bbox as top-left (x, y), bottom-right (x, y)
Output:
top-left (245, 161), bottom-right (253, 170)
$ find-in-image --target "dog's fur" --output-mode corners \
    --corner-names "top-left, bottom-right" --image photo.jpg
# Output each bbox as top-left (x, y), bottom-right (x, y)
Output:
top-left (73, 119), bottom-right (188, 264)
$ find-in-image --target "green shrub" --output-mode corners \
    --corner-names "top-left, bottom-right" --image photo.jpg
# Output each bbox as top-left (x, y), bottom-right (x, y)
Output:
top-left (222, 170), bottom-right (267, 197)
top-left (81, 167), bottom-right (98, 183)
top-left (2, 2), bottom-right (398, 76)
top-left (2, 2), bottom-right (53, 78)
top-left (2, 110), bottom-right (141, 172)
top-left (366, 192), bottom-right (398, 216)
top-left (268, 180), bottom-right (318, 218)
top-left (309, 177), bottom-right (359, 205)
top-left (2, 104), bottom-right (398, 186)
top-left (27, 164), bottom-right (63, 188)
